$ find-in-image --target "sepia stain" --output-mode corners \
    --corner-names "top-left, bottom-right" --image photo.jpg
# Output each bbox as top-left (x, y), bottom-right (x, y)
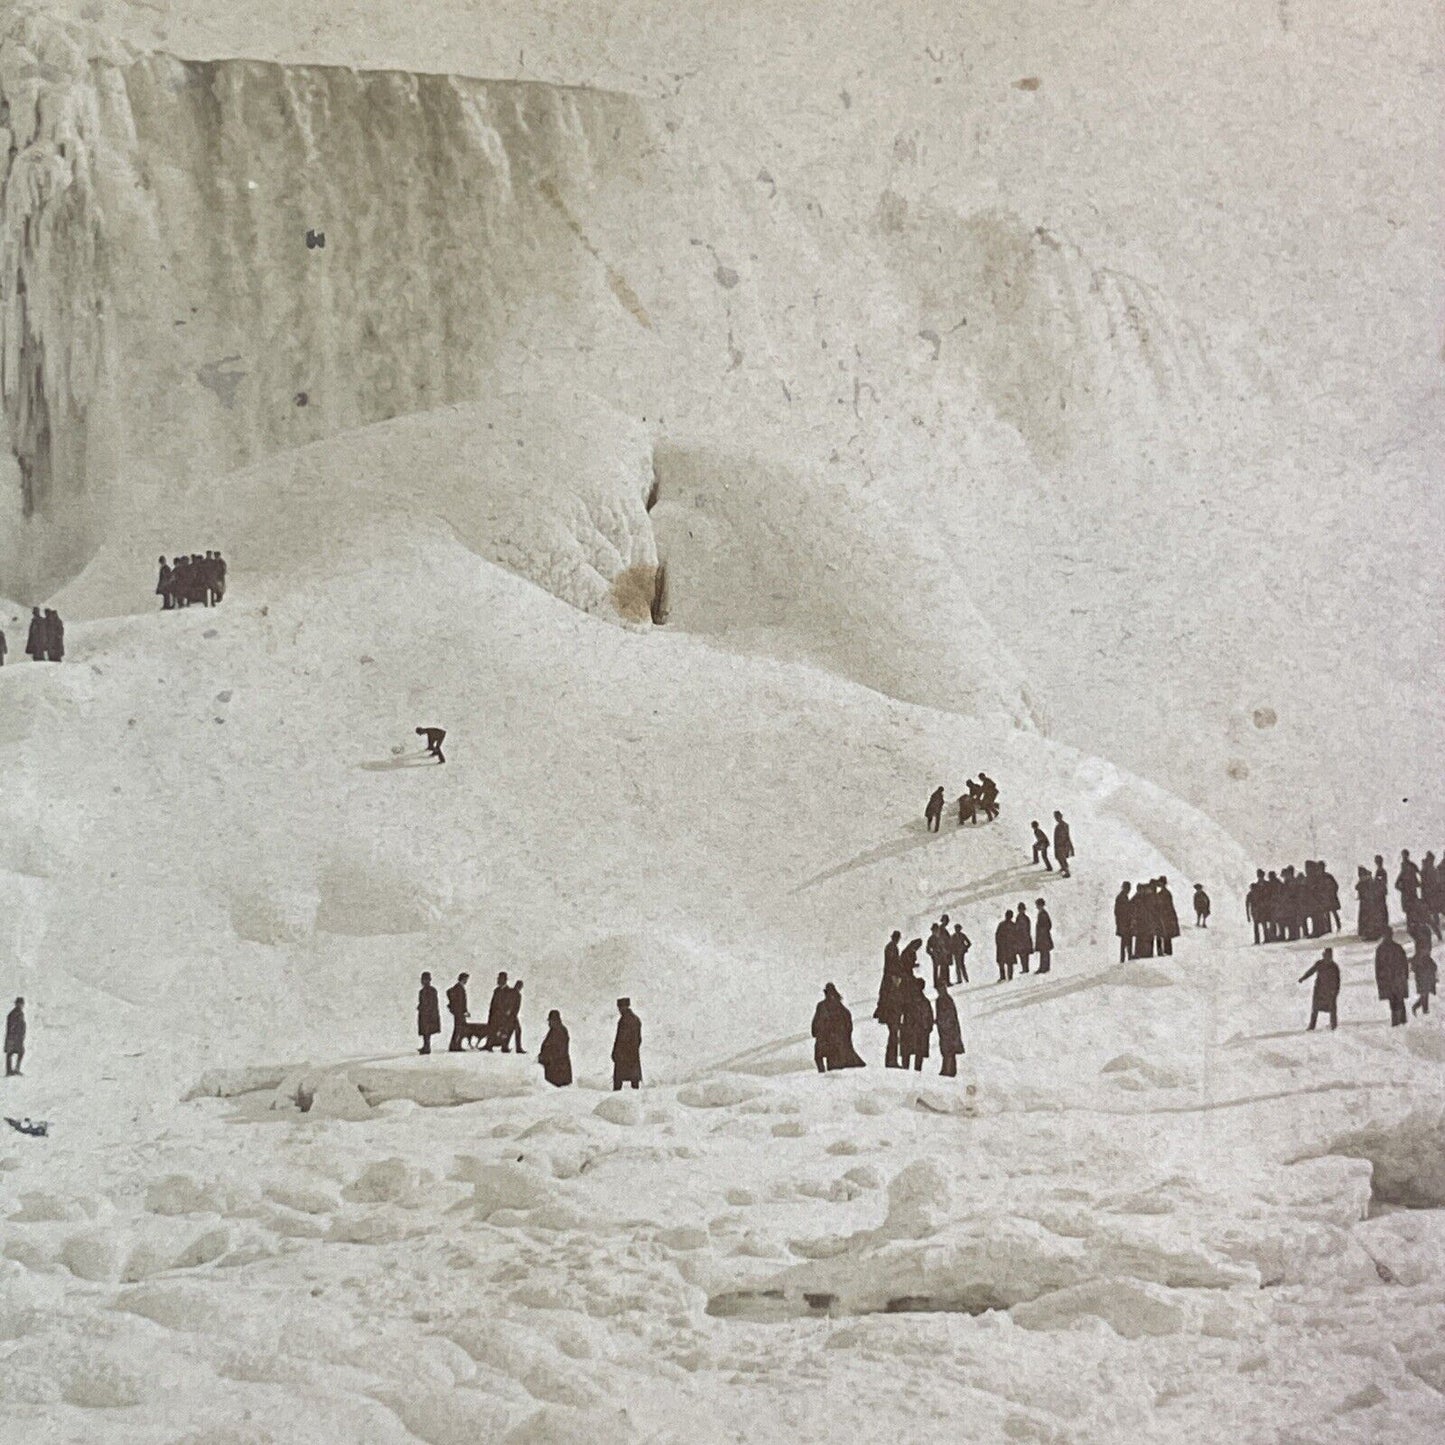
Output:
top-left (196, 357), bottom-right (246, 409)
top-left (1252, 707), bottom-right (1277, 729)
top-left (1014, 77), bottom-right (1042, 92)
top-left (611, 564), bottom-right (659, 622)
top-left (537, 178), bottom-right (653, 329)
top-left (1226, 760), bottom-right (1250, 781)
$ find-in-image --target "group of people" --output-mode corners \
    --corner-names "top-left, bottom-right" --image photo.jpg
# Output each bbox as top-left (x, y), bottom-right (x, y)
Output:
top-left (1028, 812), bottom-right (1075, 876)
top-left (1246, 861), bottom-right (1343, 943)
top-left (0, 609), bottom-right (66, 667)
top-left (415, 973), bottom-right (643, 1090)
top-left (156, 551), bottom-right (227, 609)
top-left (1297, 929), bottom-right (1437, 1032)
top-left (925, 773), bottom-right (1000, 831)
top-left (1112, 879), bottom-right (1190, 961)
top-left (1356, 850), bottom-right (1444, 946)
top-left (992, 899), bottom-right (1056, 980)
top-left (871, 938), bottom-right (966, 1074)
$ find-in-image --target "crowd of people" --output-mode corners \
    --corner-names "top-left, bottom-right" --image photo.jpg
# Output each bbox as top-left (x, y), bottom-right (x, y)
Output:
top-left (415, 972), bottom-right (642, 1090)
top-left (157, 551), bottom-right (228, 609)
top-left (1112, 879), bottom-right (1187, 961)
top-left (1355, 850), bottom-right (1443, 945)
top-left (0, 609), bottom-right (66, 667)
top-left (1245, 861), bottom-right (1342, 943)
top-left (992, 899), bottom-right (1056, 980)
top-left (925, 773), bottom-right (1000, 831)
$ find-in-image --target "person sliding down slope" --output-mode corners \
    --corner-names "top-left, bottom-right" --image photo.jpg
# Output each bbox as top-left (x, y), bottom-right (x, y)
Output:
top-left (416, 727), bottom-right (447, 763)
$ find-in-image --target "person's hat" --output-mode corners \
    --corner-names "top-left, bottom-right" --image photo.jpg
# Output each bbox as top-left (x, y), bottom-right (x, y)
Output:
top-left (618, 997), bottom-right (631, 1008)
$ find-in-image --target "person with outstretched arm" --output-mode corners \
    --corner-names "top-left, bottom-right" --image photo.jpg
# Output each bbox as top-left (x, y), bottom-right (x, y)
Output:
top-left (1298, 948), bottom-right (1340, 1031)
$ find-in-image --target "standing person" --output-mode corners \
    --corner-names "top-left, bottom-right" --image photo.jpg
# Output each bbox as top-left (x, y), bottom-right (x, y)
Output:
top-left (1298, 948), bottom-right (1341, 1031)
top-left (925, 786), bottom-right (945, 833)
top-left (1034, 900), bottom-right (1054, 974)
top-left (611, 998), bottom-right (642, 1090)
top-left (995, 910), bottom-right (1015, 982)
top-left (1323, 864), bottom-right (1343, 934)
top-left (481, 972), bottom-right (511, 1051)
top-left (1421, 852), bottom-right (1443, 940)
top-left (416, 727), bottom-right (447, 763)
top-left (215, 550), bottom-right (227, 602)
top-left (4, 998), bottom-right (23, 1076)
top-left (1115, 883), bottom-right (1134, 962)
top-left (1410, 943), bottom-right (1436, 1017)
top-left (416, 971), bottom-right (440, 1054)
top-left (1157, 878), bottom-right (1180, 956)
top-left (812, 983), bottom-right (865, 1072)
top-left (1247, 870), bottom-right (1266, 944)
top-left (1373, 856), bottom-right (1391, 931)
top-left (500, 979), bottom-right (525, 1053)
top-left (1357, 865), bottom-right (1385, 940)
top-left (884, 941), bottom-right (920, 1066)
top-left (1193, 884), bottom-right (1211, 928)
top-left (1133, 881), bottom-right (1157, 958)
top-left (935, 982), bottom-right (964, 1076)
top-left (1052, 811), bottom-right (1074, 877)
top-left (1374, 928), bottom-right (1411, 1027)
top-left (926, 923), bottom-right (949, 991)
top-left (445, 972), bottom-right (470, 1052)
top-left (43, 609), bottom-right (63, 662)
top-left (1397, 851), bottom-right (1422, 912)
top-left (24, 607), bottom-right (44, 662)
top-left (538, 1010), bottom-right (572, 1086)
top-left (899, 976), bottom-right (933, 1073)
top-left (950, 923), bottom-right (971, 984)
top-left (0, 624), bottom-right (7, 667)
top-left (883, 930), bottom-right (901, 978)
top-left (1014, 901), bottom-right (1033, 975)
top-left (157, 556), bottom-right (174, 609)
top-left (1030, 820), bottom-right (1053, 871)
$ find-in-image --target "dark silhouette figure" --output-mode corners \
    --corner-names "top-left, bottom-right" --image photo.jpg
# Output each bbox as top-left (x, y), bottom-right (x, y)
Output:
top-left (925, 786), bottom-right (945, 833)
top-left (935, 983), bottom-right (964, 1076)
top-left (24, 608), bottom-right (43, 662)
top-left (1052, 811), bottom-right (1073, 877)
top-left (883, 930), bottom-right (901, 977)
top-left (1298, 949), bottom-right (1340, 1031)
top-left (538, 1010), bottom-right (572, 1086)
top-left (1374, 929), bottom-right (1410, 1027)
top-left (1034, 900), bottom-right (1054, 974)
top-left (43, 610), bottom-right (63, 662)
top-left (1396, 850), bottom-right (1421, 911)
top-left (1031, 820), bottom-right (1053, 870)
top-left (950, 924), bottom-right (971, 984)
top-left (1115, 883), bottom-right (1134, 962)
top-left (1247, 869), bottom-right (1266, 944)
top-left (1410, 944), bottom-right (1437, 1017)
top-left (446, 973), bottom-right (470, 1052)
top-left (4, 998), bottom-right (23, 1076)
top-left (879, 939), bottom-right (920, 1067)
top-left (416, 972), bottom-right (440, 1054)
top-left (1014, 901), bottom-right (1032, 975)
top-left (899, 976), bottom-right (934, 1072)
top-left (996, 909), bottom-right (1015, 982)
top-left (417, 727), bottom-right (446, 763)
top-left (500, 980), bottom-right (525, 1053)
top-left (612, 998), bottom-right (642, 1089)
top-left (1356, 865), bottom-right (1385, 941)
top-left (157, 557), bottom-right (174, 609)
top-left (1193, 885), bottom-right (1210, 927)
top-left (1422, 852), bottom-right (1444, 940)
top-left (1156, 878), bottom-right (1180, 956)
top-left (812, 983), bottom-right (865, 1071)
top-left (1374, 856), bottom-right (1391, 931)
top-left (927, 923), bottom-right (951, 991)
top-left (978, 773), bottom-right (999, 821)
top-left (481, 973), bottom-right (511, 1051)
top-left (0, 626), bottom-right (6, 666)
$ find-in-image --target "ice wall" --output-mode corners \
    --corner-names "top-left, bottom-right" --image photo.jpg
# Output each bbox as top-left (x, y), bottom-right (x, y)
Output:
top-left (0, 13), bottom-right (649, 599)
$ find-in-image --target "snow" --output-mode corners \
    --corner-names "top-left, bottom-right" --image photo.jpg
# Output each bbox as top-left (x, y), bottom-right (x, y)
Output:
top-left (0, 1), bottom-right (1440, 1441)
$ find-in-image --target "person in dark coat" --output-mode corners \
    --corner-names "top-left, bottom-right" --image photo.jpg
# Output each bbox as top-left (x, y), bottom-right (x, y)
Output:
top-left (1373, 856), bottom-right (1391, 931)
top-left (1356, 865), bottom-right (1385, 940)
top-left (950, 924), bottom-right (971, 984)
top-left (1396, 850), bottom-right (1421, 911)
top-left (925, 786), bottom-right (945, 833)
top-left (1052, 811), bottom-right (1073, 877)
top-left (4, 998), bottom-right (23, 1076)
top-left (926, 923), bottom-right (949, 991)
top-left (978, 773), bottom-right (999, 821)
top-left (881, 940), bottom-right (920, 1066)
top-left (612, 998), bottom-right (642, 1089)
top-left (899, 976), bottom-right (933, 1072)
top-left (538, 1010), bottom-right (572, 1086)
top-left (996, 909), bottom-right (1015, 982)
top-left (1156, 878), bottom-right (1180, 956)
top-left (499, 980), bottom-right (525, 1053)
top-left (1034, 900), bottom-right (1054, 974)
top-left (43, 609), bottom-right (63, 662)
top-left (1298, 948), bottom-right (1340, 1031)
top-left (883, 930), bottom-right (901, 976)
top-left (1115, 883), bottom-right (1133, 962)
top-left (157, 557), bottom-right (174, 609)
top-left (1421, 852), bottom-right (1443, 940)
top-left (24, 607), bottom-right (44, 662)
top-left (1410, 944), bottom-right (1437, 1017)
top-left (935, 982), bottom-right (964, 1076)
top-left (1031, 820), bottom-right (1053, 870)
top-left (0, 625), bottom-right (6, 667)
top-left (1374, 928), bottom-right (1410, 1027)
top-left (416, 727), bottom-right (446, 763)
top-left (812, 983), bottom-right (865, 1072)
top-left (416, 971), bottom-right (441, 1054)
top-left (445, 972), bottom-right (470, 1052)
top-left (1193, 884), bottom-right (1210, 928)
top-left (1014, 901), bottom-right (1033, 975)
top-left (481, 972), bottom-right (511, 1050)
